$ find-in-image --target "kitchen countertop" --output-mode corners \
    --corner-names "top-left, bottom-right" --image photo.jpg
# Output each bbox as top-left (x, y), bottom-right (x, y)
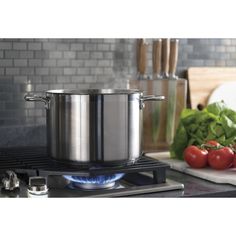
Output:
top-left (131, 169), bottom-right (236, 197)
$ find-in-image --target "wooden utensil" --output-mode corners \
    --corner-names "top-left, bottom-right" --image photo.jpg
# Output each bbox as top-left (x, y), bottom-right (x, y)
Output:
top-left (161, 38), bottom-right (170, 78)
top-left (169, 39), bottom-right (179, 79)
top-left (137, 39), bottom-right (147, 79)
top-left (152, 39), bottom-right (162, 79)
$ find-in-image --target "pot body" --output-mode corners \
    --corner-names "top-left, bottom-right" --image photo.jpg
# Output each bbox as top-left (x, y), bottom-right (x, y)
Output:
top-left (25, 89), bottom-right (164, 166)
top-left (47, 90), bottom-right (142, 165)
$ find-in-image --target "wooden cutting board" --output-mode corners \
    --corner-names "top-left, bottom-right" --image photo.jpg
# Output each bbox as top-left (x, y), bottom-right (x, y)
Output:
top-left (187, 67), bottom-right (236, 109)
top-left (147, 152), bottom-right (236, 185)
top-left (208, 81), bottom-right (236, 111)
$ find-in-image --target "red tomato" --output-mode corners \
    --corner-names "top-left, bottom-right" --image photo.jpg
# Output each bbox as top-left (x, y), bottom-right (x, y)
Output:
top-left (184, 145), bottom-right (208, 168)
top-left (208, 147), bottom-right (234, 170)
top-left (204, 140), bottom-right (221, 151)
top-left (206, 140), bottom-right (220, 147)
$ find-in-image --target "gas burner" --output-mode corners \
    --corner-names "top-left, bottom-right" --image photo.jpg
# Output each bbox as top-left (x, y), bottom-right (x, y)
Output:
top-left (63, 173), bottom-right (125, 190)
top-left (0, 147), bottom-right (184, 197)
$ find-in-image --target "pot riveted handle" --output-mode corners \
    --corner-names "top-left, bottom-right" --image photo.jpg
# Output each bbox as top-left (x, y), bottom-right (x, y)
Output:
top-left (141, 95), bottom-right (165, 102)
top-left (24, 94), bottom-right (50, 109)
top-left (140, 95), bottom-right (165, 109)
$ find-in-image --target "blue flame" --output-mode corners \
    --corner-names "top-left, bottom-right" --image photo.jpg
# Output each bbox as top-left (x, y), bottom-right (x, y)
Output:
top-left (63, 173), bottom-right (125, 185)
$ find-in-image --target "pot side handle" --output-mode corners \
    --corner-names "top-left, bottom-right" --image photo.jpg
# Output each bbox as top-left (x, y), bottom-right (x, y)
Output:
top-left (140, 95), bottom-right (165, 109)
top-left (24, 94), bottom-right (50, 109)
top-left (141, 95), bottom-right (165, 102)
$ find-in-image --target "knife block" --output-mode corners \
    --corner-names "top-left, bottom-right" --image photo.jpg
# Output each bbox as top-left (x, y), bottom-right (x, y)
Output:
top-left (129, 79), bottom-right (187, 151)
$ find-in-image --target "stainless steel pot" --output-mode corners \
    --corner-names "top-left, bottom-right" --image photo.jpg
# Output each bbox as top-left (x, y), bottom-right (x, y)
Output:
top-left (24, 89), bottom-right (164, 166)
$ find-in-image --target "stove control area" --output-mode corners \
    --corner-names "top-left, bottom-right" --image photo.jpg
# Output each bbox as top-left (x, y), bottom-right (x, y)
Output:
top-left (28, 176), bottom-right (48, 196)
top-left (2, 170), bottom-right (20, 191)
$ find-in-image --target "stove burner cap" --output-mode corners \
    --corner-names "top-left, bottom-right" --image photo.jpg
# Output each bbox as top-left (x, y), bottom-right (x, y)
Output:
top-left (63, 173), bottom-right (125, 190)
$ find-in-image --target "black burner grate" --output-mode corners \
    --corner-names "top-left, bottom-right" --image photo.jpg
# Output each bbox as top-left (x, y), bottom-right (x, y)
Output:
top-left (0, 147), bottom-right (169, 184)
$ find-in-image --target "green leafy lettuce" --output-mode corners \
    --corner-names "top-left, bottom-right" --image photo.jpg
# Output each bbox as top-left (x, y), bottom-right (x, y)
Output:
top-left (170, 101), bottom-right (236, 160)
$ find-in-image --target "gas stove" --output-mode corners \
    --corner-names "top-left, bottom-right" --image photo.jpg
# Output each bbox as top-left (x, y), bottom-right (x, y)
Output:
top-left (0, 147), bottom-right (184, 197)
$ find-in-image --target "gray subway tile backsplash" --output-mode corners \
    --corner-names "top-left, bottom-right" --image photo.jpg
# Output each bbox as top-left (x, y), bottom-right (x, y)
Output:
top-left (19, 51), bottom-right (34, 59)
top-left (57, 59), bottom-right (70, 67)
top-left (0, 59), bottom-right (13, 67)
top-left (70, 43), bottom-right (84, 51)
top-left (77, 52), bottom-right (90, 59)
top-left (0, 42), bottom-right (12, 50)
top-left (0, 38), bottom-right (236, 130)
top-left (20, 68), bottom-right (34, 75)
top-left (6, 67), bottom-right (20, 75)
top-left (35, 51), bottom-right (49, 59)
top-left (5, 51), bottom-right (20, 58)
top-left (13, 42), bottom-right (27, 50)
top-left (28, 42), bottom-right (42, 50)
top-left (49, 67), bottom-right (63, 75)
top-left (43, 42), bottom-right (57, 50)
top-left (14, 59), bottom-right (28, 67)
top-left (29, 59), bottom-right (42, 67)
top-left (64, 67), bottom-right (77, 75)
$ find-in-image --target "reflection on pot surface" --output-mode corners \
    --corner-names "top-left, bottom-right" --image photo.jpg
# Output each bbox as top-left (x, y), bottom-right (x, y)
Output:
top-left (25, 89), bottom-right (164, 165)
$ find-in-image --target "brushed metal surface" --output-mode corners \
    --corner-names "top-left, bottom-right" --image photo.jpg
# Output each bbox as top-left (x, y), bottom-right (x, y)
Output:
top-left (47, 92), bottom-right (141, 164)
top-left (25, 89), bottom-right (164, 165)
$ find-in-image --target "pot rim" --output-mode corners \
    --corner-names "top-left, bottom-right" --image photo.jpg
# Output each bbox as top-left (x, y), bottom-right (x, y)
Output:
top-left (45, 89), bottom-right (142, 95)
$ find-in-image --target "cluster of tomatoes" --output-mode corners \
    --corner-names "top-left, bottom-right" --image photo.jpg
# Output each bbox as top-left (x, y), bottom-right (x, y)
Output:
top-left (183, 140), bottom-right (236, 170)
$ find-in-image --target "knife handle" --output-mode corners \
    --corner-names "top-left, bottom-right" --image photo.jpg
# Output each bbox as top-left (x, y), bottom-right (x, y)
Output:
top-left (152, 39), bottom-right (162, 78)
top-left (161, 38), bottom-right (170, 78)
top-left (137, 39), bottom-right (147, 76)
top-left (169, 39), bottom-right (179, 77)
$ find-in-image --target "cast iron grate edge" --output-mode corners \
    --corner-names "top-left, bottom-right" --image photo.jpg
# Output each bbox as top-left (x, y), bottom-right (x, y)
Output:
top-left (0, 147), bottom-right (169, 184)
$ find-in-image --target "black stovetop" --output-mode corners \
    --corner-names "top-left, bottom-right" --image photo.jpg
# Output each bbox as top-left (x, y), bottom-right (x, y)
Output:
top-left (0, 147), bottom-right (184, 197)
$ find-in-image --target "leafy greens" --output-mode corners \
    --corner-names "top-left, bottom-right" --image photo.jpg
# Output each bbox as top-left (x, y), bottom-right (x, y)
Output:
top-left (170, 101), bottom-right (236, 160)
